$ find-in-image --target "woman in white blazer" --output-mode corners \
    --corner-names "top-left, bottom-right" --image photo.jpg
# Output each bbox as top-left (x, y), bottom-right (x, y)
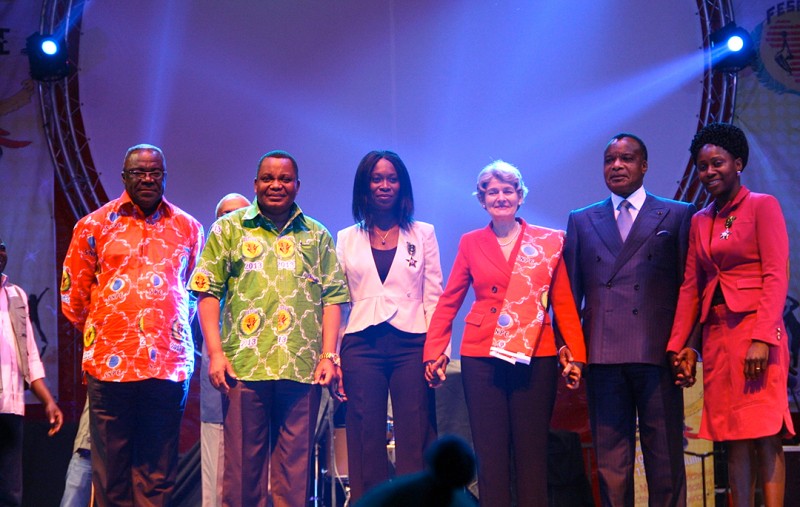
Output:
top-left (336, 150), bottom-right (443, 501)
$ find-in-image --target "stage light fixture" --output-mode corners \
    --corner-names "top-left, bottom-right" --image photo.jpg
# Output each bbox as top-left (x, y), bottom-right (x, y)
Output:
top-left (709, 23), bottom-right (756, 73)
top-left (25, 32), bottom-right (75, 82)
top-left (41, 39), bottom-right (59, 55)
top-left (727, 35), bottom-right (744, 52)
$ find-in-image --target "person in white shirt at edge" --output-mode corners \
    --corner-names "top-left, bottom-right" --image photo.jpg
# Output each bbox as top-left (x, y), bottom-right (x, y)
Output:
top-left (0, 235), bottom-right (63, 506)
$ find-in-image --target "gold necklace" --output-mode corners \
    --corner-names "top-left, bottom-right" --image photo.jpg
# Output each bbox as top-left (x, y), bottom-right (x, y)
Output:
top-left (373, 226), bottom-right (395, 245)
top-left (496, 224), bottom-right (520, 247)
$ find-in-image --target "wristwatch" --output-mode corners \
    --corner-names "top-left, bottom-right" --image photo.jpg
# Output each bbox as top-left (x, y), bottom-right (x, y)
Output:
top-left (319, 352), bottom-right (341, 366)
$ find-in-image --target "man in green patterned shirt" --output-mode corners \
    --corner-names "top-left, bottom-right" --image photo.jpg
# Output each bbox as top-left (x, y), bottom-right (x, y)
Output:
top-left (190, 150), bottom-right (349, 507)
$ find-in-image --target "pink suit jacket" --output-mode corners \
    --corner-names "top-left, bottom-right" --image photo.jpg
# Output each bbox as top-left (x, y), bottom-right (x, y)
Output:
top-left (668, 187), bottom-right (789, 351)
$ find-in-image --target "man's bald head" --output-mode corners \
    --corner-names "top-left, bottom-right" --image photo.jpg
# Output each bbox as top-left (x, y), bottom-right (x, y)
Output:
top-left (215, 193), bottom-right (250, 219)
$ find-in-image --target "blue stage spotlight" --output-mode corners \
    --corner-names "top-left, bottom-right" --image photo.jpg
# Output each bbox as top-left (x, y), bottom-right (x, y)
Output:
top-left (25, 32), bottom-right (75, 82)
top-left (709, 23), bottom-right (756, 73)
top-left (40, 38), bottom-right (59, 56)
top-left (727, 35), bottom-right (744, 52)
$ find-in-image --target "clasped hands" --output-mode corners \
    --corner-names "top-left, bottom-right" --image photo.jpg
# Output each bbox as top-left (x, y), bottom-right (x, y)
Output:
top-left (667, 348), bottom-right (697, 388)
top-left (558, 346), bottom-right (584, 390)
top-left (425, 355), bottom-right (449, 388)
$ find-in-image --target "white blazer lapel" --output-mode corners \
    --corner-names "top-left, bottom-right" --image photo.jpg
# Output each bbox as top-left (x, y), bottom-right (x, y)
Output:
top-left (350, 226), bottom-right (384, 292)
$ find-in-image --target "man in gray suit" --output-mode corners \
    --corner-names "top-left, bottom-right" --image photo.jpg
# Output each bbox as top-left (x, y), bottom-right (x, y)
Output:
top-left (562, 133), bottom-right (695, 507)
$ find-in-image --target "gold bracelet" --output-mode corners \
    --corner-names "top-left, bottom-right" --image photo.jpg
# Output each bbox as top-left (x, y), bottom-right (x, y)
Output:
top-left (319, 352), bottom-right (341, 366)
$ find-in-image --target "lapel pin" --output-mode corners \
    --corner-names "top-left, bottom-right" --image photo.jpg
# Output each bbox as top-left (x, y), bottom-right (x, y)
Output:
top-left (406, 242), bottom-right (417, 267)
top-left (720, 216), bottom-right (736, 240)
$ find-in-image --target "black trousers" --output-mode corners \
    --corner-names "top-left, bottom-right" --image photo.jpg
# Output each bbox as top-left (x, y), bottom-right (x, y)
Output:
top-left (461, 355), bottom-right (557, 507)
top-left (0, 414), bottom-right (23, 507)
top-left (341, 323), bottom-right (436, 501)
top-left (87, 376), bottom-right (189, 507)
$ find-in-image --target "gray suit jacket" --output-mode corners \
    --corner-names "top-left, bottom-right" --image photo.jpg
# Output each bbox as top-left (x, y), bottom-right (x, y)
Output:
top-left (563, 193), bottom-right (695, 365)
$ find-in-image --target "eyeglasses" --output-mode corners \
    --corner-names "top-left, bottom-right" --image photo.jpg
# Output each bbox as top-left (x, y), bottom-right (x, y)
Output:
top-left (124, 169), bottom-right (166, 180)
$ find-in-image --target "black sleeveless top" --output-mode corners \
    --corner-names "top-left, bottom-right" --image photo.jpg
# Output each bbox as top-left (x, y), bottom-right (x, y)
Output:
top-left (371, 247), bottom-right (396, 284)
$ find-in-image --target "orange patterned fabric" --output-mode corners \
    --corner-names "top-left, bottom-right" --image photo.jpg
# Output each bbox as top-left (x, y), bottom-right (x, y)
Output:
top-left (61, 192), bottom-right (204, 382)
top-left (489, 226), bottom-right (565, 364)
top-left (424, 220), bottom-right (585, 364)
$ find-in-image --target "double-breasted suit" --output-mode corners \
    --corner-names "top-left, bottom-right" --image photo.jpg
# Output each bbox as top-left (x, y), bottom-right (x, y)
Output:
top-left (667, 187), bottom-right (795, 441)
top-left (563, 191), bottom-right (695, 507)
top-left (336, 221), bottom-right (443, 500)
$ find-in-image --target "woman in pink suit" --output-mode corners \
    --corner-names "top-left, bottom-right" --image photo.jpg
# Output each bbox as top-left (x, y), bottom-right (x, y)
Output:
top-left (668, 123), bottom-right (795, 507)
top-left (424, 160), bottom-right (586, 507)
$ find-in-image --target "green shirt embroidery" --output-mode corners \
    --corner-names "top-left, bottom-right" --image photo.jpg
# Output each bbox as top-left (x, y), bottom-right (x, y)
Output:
top-left (190, 203), bottom-right (349, 382)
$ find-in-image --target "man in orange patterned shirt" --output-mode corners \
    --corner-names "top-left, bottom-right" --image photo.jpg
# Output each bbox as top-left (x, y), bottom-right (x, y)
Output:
top-left (61, 144), bottom-right (204, 507)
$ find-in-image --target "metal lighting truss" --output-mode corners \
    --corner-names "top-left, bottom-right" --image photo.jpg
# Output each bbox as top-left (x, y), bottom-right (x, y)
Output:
top-left (675, 0), bottom-right (737, 209)
top-left (36, 0), bottom-right (107, 221)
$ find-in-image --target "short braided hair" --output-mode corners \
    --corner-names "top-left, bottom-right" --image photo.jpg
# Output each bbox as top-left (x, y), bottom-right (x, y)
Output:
top-left (689, 123), bottom-right (749, 168)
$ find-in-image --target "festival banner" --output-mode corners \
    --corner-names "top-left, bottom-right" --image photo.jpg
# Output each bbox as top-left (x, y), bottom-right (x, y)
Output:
top-left (735, 0), bottom-right (800, 375)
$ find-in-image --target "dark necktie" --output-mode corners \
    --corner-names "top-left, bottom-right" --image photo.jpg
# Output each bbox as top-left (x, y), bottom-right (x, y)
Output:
top-left (617, 199), bottom-right (633, 242)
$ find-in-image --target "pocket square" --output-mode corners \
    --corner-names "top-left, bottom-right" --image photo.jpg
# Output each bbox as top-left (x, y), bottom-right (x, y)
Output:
top-left (656, 230), bottom-right (671, 237)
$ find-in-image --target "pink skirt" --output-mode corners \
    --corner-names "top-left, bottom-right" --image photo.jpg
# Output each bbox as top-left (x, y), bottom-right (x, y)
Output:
top-left (699, 305), bottom-right (795, 441)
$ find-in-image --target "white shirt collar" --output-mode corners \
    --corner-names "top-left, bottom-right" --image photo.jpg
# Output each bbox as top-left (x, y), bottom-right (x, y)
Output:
top-left (611, 186), bottom-right (646, 211)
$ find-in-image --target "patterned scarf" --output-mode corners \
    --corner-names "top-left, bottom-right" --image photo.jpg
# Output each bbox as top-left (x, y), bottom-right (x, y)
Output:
top-left (489, 226), bottom-right (565, 364)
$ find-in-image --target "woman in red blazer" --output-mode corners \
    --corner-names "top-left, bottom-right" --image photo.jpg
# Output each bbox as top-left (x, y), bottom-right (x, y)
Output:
top-left (424, 160), bottom-right (586, 507)
top-left (668, 123), bottom-right (795, 507)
